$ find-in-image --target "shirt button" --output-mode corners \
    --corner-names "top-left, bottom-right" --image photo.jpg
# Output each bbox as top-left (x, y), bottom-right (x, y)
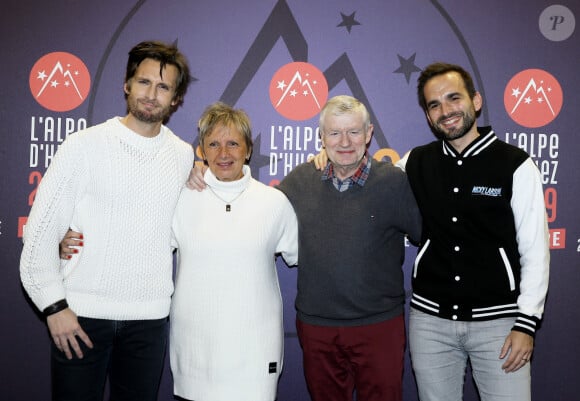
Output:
top-left (457, 160), bottom-right (463, 166)
top-left (453, 305), bottom-right (459, 310)
top-left (454, 246), bottom-right (460, 252)
top-left (453, 187), bottom-right (459, 193)
top-left (452, 315), bottom-right (458, 320)
top-left (452, 217), bottom-right (458, 222)
top-left (455, 275), bottom-right (461, 281)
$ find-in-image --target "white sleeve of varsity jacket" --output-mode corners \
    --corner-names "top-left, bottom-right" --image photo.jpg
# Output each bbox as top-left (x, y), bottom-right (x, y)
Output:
top-left (511, 157), bottom-right (550, 320)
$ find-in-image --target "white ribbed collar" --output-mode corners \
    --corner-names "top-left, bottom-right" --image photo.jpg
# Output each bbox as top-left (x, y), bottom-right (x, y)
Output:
top-left (441, 127), bottom-right (497, 158)
top-left (204, 164), bottom-right (252, 196)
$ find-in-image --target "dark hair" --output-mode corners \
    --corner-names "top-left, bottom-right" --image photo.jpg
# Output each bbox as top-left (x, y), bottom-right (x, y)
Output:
top-left (125, 40), bottom-right (191, 107)
top-left (417, 62), bottom-right (476, 111)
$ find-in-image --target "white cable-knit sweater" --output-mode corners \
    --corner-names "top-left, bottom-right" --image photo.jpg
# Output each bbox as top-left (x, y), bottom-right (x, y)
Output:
top-left (20, 117), bottom-right (194, 320)
top-left (170, 166), bottom-right (298, 401)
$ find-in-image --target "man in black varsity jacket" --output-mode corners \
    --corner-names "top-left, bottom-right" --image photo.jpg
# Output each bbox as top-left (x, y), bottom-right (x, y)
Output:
top-left (400, 62), bottom-right (550, 401)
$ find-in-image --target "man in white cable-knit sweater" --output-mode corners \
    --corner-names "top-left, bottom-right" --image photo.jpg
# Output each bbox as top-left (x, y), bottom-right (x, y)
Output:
top-left (20, 41), bottom-right (194, 401)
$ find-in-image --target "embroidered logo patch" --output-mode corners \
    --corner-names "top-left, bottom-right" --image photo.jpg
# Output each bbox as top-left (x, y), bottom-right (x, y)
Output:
top-left (471, 186), bottom-right (502, 197)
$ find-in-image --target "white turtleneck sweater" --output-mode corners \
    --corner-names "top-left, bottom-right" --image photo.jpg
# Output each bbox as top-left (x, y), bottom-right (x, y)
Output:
top-left (170, 166), bottom-right (298, 401)
top-left (20, 117), bottom-right (194, 320)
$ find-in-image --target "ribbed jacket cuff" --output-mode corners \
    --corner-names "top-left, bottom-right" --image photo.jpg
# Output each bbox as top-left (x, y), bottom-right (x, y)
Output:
top-left (511, 313), bottom-right (540, 337)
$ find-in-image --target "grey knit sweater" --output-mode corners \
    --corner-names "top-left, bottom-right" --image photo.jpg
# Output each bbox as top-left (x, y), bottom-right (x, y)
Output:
top-left (277, 159), bottom-right (421, 326)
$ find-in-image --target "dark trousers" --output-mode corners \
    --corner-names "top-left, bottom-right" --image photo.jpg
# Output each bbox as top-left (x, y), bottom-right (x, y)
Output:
top-left (51, 316), bottom-right (168, 401)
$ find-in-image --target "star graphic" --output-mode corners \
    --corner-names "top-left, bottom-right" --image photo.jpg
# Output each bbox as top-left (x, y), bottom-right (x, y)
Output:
top-left (290, 90), bottom-right (297, 97)
top-left (37, 70), bottom-right (47, 81)
top-left (511, 87), bottom-right (521, 97)
top-left (337, 12), bottom-right (361, 33)
top-left (277, 80), bottom-right (287, 90)
top-left (303, 90), bottom-right (309, 96)
top-left (51, 80), bottom-right (59, 88)
top-left (525, 97), bottom-right (532, 104)
top-left (248, 133), bottom-right (271, 179)
top-left (393, 53), bottom-right (422, 83)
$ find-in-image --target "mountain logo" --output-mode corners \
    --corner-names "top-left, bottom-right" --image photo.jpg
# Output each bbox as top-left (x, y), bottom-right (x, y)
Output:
top-left (269, 62), bottom-right (328, 121)
top-left (29, 52), bottom-right (91, 112)
top-left (503, 69), bottom-right (563, 128)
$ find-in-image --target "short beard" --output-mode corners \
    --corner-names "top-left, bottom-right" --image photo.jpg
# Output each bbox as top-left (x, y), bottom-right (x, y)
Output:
top-left (433, 110), bottom-right (476, 141)
top-left (127, 98), bottom-right (172, 124)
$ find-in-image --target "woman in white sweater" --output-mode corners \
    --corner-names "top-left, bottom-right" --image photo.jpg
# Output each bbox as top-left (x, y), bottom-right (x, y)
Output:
top-left (169, 102), bottom-right (298, 401)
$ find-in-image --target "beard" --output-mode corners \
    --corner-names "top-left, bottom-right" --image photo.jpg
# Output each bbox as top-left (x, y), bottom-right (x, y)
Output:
top-left (432, 108), bottom-right (476, 141)
top-left (127, 97), bottom-right (173, 124)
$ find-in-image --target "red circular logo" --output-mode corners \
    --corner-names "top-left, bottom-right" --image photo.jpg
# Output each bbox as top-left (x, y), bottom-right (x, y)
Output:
top-left (503, 69), bottom-right (563, 128)
top-left (269, 62), bottom-right (328, 121)
top-left (29, 52), bottom-right (91, 112)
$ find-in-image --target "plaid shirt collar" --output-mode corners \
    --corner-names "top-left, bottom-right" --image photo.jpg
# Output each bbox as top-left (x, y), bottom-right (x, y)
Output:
top-left (321, 153), bottom-right (371, 191)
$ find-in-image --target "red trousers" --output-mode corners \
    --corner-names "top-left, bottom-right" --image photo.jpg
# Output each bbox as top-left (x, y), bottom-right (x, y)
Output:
top-left (296, 315), bottom-right (405, 401)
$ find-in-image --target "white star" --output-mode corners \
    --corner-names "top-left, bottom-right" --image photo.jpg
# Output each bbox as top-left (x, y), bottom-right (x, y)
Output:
top-left (511, 87), bottom-right (521, 97)
top-left (277, 80), bottom-right (287, 90)
top-left (537, 97), bottom-right (544, 104)
top-left (290, 90), bottom-right (297, 97)
top-left (37, 70), bottom-right (47, 81)
top-left (524, 97), bottom-right (532, 104)
top-left (51, 80), bottom-right (59, 88)
top-left (65, 81), bottom-right (71, 87)
top-left (302, 90), bottom-right (309, 96)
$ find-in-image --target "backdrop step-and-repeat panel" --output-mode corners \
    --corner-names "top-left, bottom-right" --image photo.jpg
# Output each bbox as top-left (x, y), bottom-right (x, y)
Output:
top-left (2, 1), bottom-right (579, 400)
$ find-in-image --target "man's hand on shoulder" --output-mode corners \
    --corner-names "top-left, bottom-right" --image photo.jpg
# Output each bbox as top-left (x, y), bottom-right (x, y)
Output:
top-left (308, 149), bottom-right (328, 170)
top-left (186, 163), bottom-right (207, 191)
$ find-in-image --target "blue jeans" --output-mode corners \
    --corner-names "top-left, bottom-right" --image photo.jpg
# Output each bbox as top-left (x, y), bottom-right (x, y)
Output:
top-left (51, 317), bottom-right (168, 401)
top-left (409, 309), bottom-right (531, 401)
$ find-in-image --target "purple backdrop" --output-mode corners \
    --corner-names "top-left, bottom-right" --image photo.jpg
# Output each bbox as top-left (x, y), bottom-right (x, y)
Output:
top-left (2, 1), bottom-right (579, 400)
